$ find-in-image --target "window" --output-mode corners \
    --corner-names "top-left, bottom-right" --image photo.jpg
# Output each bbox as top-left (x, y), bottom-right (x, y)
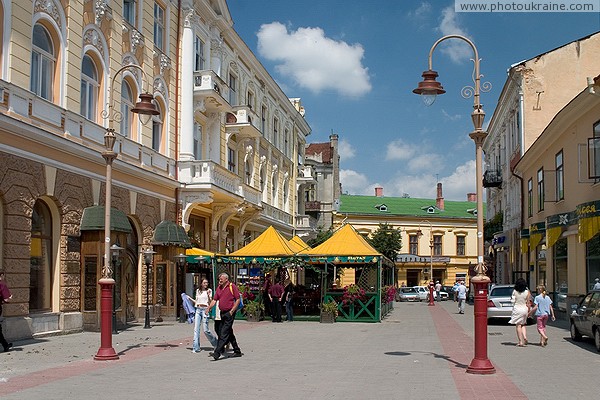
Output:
top-left (194, 36), bottom-right (205, 71)
top-left (247, 91), bottom-right (254, 109)
top-left (228, 73), bottom-right (237, 106)
top-left (409, 235), bottom-right (418, 255)
top-left (456, 236), bottom-right (465, 256)
top-left (120, 80), bottom-right (134, 138)
top-left (527, 179), bottom-right (533, 218)
top-left (31, 24), bottom-right (55, 101)
top-left (271, 172), bottom-right (278, 200)
top-left (284, 129), bottom-right (289, 157)
top-left (260, 166), bottom-right (266, 192)
top-left (592, 121), bottom-right (600, 180)
top-left (283, 178), bottom-right (289, 205)
top-left (80, 54), bottom-right (98, 121)
top-left (153, 2), bottom-right (165, 51)
top-left (244, 159), bottom-right (251, 184)
top-left (555, 150), bottom-right (564, 201)
top-left (193, 123), bottom-right (202, 159)
top-left (30, 200), bottom-right (53, 312)
top-left (537, 168), bottom-right (544, 211)
top-left (124, 0), bottom-right (136, 26)
top-left (228, 147), bottom-right (236, 172)
top-left (273, 117), bottom-right (279, 148)
top-left (586, 234), bottom-right (600, 291)
top-left (433, 235), bottom-right (442, 256)
top-left (152, 101), bottom-right (163, 151)
top-left (261, 105), bottom-right (267, 134)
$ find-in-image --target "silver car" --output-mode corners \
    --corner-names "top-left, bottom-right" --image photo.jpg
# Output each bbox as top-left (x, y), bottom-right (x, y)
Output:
top-left (487, 284), bottom-right (515, 321)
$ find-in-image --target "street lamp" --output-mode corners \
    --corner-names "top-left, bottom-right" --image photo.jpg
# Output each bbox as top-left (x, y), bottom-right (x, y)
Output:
top-left (94, 64), bottom-right (159, 361)
top-left (110, 243), bottom-right (124, 334)
top-left (417, 220), bottom-right (435, 306)
top-left (174, 253), bottom-right (187, 322)
top-left (414, 35), bottom-right (495, 375)
top-left (142, 248), bottom-right (156, 329)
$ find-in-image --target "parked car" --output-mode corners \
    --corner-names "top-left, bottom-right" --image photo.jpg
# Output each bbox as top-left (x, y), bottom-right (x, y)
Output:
top-left (413, 285), bottom-right (448, 301)
top-left (487, 284), bottom-right (515, 321)
top-left (442, 285), bottom-right (455, 300)
top-left (556, 286), bottom-right (568, 311)
top-left (396, 287), bottom-right (420, 302)
top-left (569, 290), bottom-right (600, 351)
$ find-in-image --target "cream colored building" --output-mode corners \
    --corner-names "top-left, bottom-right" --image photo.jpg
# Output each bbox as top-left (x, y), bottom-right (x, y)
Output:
top-left (333, 186), bottom-right (480, 288)
top-left (514, 78), bottom-right (600, 312)
top-left (484, 32), bottom-right (600, 285)
top-left (0, 0), bottom-right (309, 340)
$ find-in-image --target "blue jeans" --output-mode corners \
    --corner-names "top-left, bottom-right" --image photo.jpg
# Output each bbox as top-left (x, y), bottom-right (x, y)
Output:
top-left (193, 307), bottom-right (217, 352)
top-left (286, 300), bottom-right (293, 321)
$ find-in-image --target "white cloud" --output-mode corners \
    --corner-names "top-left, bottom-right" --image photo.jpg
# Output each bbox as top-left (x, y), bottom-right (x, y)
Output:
top-left (437, 7), bottom-right (473, 64)
top-left (409, 2), bottom-right (432, 19)
top-left (338, 139), bottom-right (356, 160)
top-left (442, 109), bottom-right (462, 121)
top-left (385, 139), bottom-right (416, 161)
top-left (340, 169), bottom-right (371, 195)
top-left (257, 22), bottom-right (371, 97)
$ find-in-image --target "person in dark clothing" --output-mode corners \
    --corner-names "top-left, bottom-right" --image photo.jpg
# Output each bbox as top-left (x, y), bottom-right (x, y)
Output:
top-left (206, 273), bottom-right (242, 360)
top-left (0, 272), bottom-right (13, 352)
top-left (269, 280), bottom-right (284, 322)
top-left (262, 274), bottom-right (272, 318)
top-left (283, 282), bottom-right (294, 322)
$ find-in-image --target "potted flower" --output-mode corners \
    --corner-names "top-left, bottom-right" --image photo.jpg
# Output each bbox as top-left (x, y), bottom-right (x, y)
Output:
top-left (320, 299), bottom-right (338, 323)
top-left (244, 299), bottom-right (264, 322)
top-left (341, 284), bottom-right (366, 306)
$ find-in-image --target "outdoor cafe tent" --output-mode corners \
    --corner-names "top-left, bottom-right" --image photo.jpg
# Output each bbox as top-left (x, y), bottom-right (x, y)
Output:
top-left (288, 235), bottom-right (311, 253)
top-left (299, 223), bottom-right (394, 322)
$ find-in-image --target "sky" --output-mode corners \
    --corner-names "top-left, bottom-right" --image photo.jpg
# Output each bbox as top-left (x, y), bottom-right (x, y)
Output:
top-left (227, 1), bottom-right (600, 201)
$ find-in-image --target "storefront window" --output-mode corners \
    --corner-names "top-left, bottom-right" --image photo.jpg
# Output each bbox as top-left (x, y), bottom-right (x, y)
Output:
top-left (30, 200), bottom-right (53, 312)
top-left (537, 243), bottom-right (547, 287)
top-left (586, 234), bottom-right (600, 291)
top-left (554, 238), bottom-right (568, 299)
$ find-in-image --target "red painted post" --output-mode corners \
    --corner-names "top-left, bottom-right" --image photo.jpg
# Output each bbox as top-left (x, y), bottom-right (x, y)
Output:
top-left (428, 281), bottom-right (435, 306)
top-left (466, 278), bottom-right (495, 374)
top-left (94, 279), bottom-right (119, 360)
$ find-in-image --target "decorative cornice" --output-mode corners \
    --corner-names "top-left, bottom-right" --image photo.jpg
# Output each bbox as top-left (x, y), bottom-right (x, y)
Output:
top-left (34, 0), bottom-right (62, 29)
top-left (160, 54), bottom-right (171, 75)
top-left (131, 28), bottom-right (143, 52)
top-left (83, 27), bottom-right (106, 61)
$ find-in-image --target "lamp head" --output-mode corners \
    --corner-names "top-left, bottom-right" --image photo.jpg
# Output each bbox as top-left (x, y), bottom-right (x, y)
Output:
top-left (132, 93), bottom-right (159, 125)
top-left (110, 243), bottom-right (124, 260)
top-left (142, 248), bottom-right (156, 265)
top-left (413, 70), bottom-right (446, 106)
top-left (471, 105), bottom-right (486, 131)
top-left (174, 253), bottom-right (187, 266)
top-left (104, 129), bottom-right (117, 152)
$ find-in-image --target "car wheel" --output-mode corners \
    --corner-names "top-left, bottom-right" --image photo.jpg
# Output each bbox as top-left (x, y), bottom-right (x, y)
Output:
top-left (595, 329), bottom-right (600, 352)
top-left (570, 322), bottom-right (582, 341)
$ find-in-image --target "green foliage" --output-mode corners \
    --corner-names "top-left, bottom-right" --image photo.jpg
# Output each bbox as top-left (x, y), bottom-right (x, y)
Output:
top-left (320, 299), bottom-right (339, 317)
top-left (368, 223), bottom-right (403, 262)
top-left (484, 212), bottom-right (503, 241)
top-left (307, 227), bottom-right (333, 247)
top-left (244, 300), bottom-right (264, 316)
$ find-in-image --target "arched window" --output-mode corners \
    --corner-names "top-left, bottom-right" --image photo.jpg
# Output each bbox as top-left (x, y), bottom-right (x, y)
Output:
top-left (283, 178), bottom-right (289, 205)
top-left (31, 23), bottom-right (55, 101)
top-left (271, 173), bottom-right (277, 201)
top-left (120, 80), bottom-right (134, 138)
top-left (245, 159), bottom-right (251, 185)
top-left (260, 166), bottom-right (266, 192)
top-left (30, 200), bottom-right (53, 312)
top-left (152, 100), bottom-right (163, 151)
top-left (80, 54), bottom-right (98, 121)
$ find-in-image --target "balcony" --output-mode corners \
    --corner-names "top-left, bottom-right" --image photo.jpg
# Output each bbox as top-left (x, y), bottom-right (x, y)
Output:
top-left (225, 106), bottom-right (261, 139)
top-left (193, 70), bottom-right (232, 113)
top-left (304, 200), bottom-right (322, 211)
top-left (483, 169), bottom-right (502, 188)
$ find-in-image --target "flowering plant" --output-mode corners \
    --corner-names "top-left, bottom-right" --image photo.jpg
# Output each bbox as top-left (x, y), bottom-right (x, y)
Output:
top-left (341, 284), bottom-right (366, 306)
top-left (381, 286), bottom-right (396, 305)
top-left (320, 299), bottom-right (339, 317)
top-left (238, 284), bottom-right (255, 301)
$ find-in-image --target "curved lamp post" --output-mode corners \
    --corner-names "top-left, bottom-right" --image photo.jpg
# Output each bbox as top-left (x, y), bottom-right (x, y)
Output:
top-left (174, 253), bottom-right (187, 322)
top-left (95, 64), bottom-right (159, 361)
top-left (142, 248), bottom-right (156, 329)
top-left (417, 220), bottom-right (435, 306)
top-left (413, 35), bottom-right (495, 375)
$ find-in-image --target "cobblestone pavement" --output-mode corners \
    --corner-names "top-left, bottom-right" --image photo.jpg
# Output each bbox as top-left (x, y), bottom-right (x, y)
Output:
top-left (0, 300), bottom-right (597, 400)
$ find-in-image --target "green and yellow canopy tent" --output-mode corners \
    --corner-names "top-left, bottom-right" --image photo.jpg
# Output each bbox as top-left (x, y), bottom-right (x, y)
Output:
top-left (298, 223), bottom-right (394, 322)
top-left (217, 226), bottom-right (297, 265)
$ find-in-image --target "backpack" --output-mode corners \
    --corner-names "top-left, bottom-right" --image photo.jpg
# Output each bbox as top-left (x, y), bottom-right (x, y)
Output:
top-left (229, 283), bottom-right (244, 310)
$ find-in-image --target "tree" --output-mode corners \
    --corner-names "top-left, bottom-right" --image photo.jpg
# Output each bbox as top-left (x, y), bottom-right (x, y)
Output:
top-left (307, 227), bottom-right (333, 247)
top-left (368, 223), bottom-right (402, 262)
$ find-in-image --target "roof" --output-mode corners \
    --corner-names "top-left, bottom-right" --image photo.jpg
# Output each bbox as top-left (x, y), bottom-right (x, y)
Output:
top-left (337, 194), bottom-right (480, 219)
top-left (288, 236), bottom-right (311, 252)
top-left (228, 226), bottom-right (296, 257)
top-left (152, 220), bottom-right (192, 248)
top-left (80, 206), bottom-right (132, 233)
top-left (305, 142), bottom-right (333, 163)
top-left (300, 224), bottom-right (380, 256)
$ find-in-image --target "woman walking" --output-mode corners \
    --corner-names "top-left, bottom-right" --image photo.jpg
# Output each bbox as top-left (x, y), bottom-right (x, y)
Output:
top-left (186, 279), bottom-right (218, 353)
top-left (509, 278), bottom-right (531, 347)
top-left (530, 285), bottom-right (555, 347)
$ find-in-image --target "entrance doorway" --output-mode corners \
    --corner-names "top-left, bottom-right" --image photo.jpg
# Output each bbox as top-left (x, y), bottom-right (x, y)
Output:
top-left (406, 269), bottom-right (420, 287)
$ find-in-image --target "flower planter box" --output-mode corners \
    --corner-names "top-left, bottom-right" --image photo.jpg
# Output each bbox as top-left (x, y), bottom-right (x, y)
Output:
top-left (320, 312), bottom-right (336, 323)
top-left (246, 314), bottom-right (260, 322)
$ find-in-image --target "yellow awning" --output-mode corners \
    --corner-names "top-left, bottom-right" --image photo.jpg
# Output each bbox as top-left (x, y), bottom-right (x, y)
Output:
top-left (186, 248), bottom-right (214, 257)
top-left (529, 233), bottom-right (543, 250)
top-left (520, 238), bottom-right (529, 254)
top-left (300, 224), bottom-right (380, 256)
top-left (228, 226), bottom-right (296, 257)
top-left (578, 215), bottom-right (600, 243)
top-left (288, 236), bottom-right (311, 253)
top-left (545, 226), bottom-right (563, 248)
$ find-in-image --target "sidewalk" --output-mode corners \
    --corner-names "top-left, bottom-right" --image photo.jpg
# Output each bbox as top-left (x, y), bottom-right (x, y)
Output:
top-left (0, 301), bottom-right (597, 399)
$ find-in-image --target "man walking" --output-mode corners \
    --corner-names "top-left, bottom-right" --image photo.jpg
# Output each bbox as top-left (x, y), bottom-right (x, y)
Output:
top-left (457, 281), bottom-right (467, 314)
top-left (207, 273), bottom-right (242, 360)
top-left (434, 281), bottom-right (442, 302)
top-left (269, 280), bottom-right (284, 322)
top-left (0, 272), bottom-right (13, 352)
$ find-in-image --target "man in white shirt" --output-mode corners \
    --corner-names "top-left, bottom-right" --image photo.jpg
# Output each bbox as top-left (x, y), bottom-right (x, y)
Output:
top-left (434, 281), bottom-right (442, 302)
top-left (457, 281), bottom-right (467, 314)
top-left (593, 278), bottom-right (600, 290)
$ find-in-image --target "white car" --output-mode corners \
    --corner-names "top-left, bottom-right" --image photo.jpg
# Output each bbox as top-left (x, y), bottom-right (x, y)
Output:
top-left (413, 285), bottom-right (449, 301)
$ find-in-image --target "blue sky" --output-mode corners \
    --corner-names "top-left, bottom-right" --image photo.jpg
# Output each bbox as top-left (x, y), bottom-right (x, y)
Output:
top-left (228, 1), bottom-right (600, 201)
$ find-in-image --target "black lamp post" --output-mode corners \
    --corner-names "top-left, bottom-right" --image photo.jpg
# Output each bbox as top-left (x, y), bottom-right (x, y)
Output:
top-left (110, 243), bottom-right (124, 334)
top-left (174, 253), bottom-right (187, 322)
top-left (142, 248), bottom-right (156, 329)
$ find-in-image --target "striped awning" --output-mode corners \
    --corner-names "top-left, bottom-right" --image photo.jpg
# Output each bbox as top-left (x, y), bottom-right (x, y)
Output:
top-left (529, 222), bottom-right (546, 250)
top-left (546, 211), bottom-right (577, 248)
top-left (577, 200), bottom-right (600, 243)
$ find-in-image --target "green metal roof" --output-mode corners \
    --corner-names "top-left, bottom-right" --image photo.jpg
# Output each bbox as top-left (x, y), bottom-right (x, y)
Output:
top-left (80, 206), bottom-right (132, 233)
top-left (152, 220), bottom-right (192, 248)
top-left (338, 194), bottom-right (481, 219)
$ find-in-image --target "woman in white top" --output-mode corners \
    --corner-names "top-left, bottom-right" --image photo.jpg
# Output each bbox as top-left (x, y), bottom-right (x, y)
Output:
top-left (186, 279), bottom-right (218, 353)
top-left (508, 278), bottom-right (531, 347)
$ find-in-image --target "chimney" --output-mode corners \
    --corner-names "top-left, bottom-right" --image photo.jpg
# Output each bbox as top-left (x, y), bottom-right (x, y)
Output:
top-left (467, 193), bottom-right (477, 202)
top-left (375, 187), bottom-right (383, 197)
top-left (436, 182), bottom-right (444, 210)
